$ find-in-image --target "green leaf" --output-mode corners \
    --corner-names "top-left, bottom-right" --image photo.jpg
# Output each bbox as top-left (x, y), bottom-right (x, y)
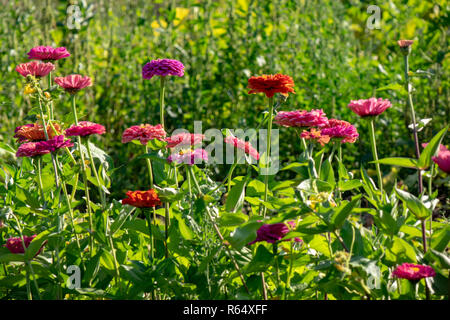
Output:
top-left (173, 213), bottom-right (194, 240)
top-left (225, 176), bottom-right (248, 213)
top-left (244, 245), bottom-right (273, 274)
top-left (320, 158), bottom-right (335, 186)
top-left (25, 230), bottom-right (52, 260)
top-left (228, 221), bottom-right (263, 250)
top-left (431, 226), bottom-right (450, 252)
top-left (0, 253), bottom-right (26, 263)
top-left (372, 157), bottom-right (418, 169)
top-left (147, 138), bottom-right (167, 151)
top-left (395, 188), bottom-right (431, 220)
top-left (418, 126), bottom-right (448, 169)
top-left (0, 142), bottom-right (16, 155)
top-left (376, 83), bottom-right (407, 96)
top-left (219, 212), bottom-right (249, 227)
top-left (329, 194), bottom-right (362, 230)
top-left (338, 179), bottom-right (363, 191)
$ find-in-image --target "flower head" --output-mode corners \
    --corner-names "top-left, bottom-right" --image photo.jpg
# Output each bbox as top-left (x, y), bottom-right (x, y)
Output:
top-left (16, 142), bottom-right (50, 158)
top-left (142, 59), bottom-right (185, 79)
top-left (397, 40), bottom-right (414, 48)
top-left (54, 74), bottom-right (92, 94)
top-left (321, 119), bottom-right (359, 143)
top-left (274, 109), bottom-right (328, 128)
top-left (167, 148), bottom-right (208, 165)
top-left (249, 221), bottom-right (302, 245)
top-left (65, 121), bottom-right (106, 137)
top-left (27, 46), bottom-right (70, 61)
top-left (300, 128), bottom-right (330, 146)
top-left (5, 235), bottom-right (44, 255)
top-left (165, 133), bottom-right (205, 149)
top-left (224, 136), bottom-right (260, 161)
top-left (348, 98), bottom-right (391, 117)
top-left (122, 189), bottom-right (161, 208)
top-left (14, 123), bottom-right (61, 143)
top-left (16, 61), bottom-right (55, 78)
top-left (121, 124), bottom-right (167, 145)
top-left (392, 263), bottom-right (435, 281)
top-left (248, 74), bottom-right (295, 98)
top-left (422, 143), bottom-right (450, 174)
top-left (35, 135), bottom-right (74, 153)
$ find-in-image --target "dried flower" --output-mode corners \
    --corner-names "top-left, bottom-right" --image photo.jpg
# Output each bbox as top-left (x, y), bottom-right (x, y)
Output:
top-left (14, 123), bottom-right (61, 143)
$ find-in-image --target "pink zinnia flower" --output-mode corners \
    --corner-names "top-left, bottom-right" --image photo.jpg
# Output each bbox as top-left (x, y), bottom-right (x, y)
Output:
top-left (5, 235), bottom-right (44, 256)
top-left (122, 124), bottom-right (167, 145)
top-left (35, 135), bottom-right (74, 153)
top-left (300, 128), bottom-right (330, 146)
top-left (165, 133), bottom-right (205, 149)
top-left (16, 142), bottom-right (50, 157)
top-left (422, 143), bottom-right (450, 174)
top-left (274, 109), bottom-right (328, 128)
top-left (167, 148), bottom-right (208, 165)
top-left (142, 59), bottom-right (185, 79)
top-left (27, 46), bottom-right (70, 61)
top-left (65, 121), bottom-right (106, 137)
top-left (392, 263), bottom-right (435, 281)
top-left (321, 119), bottom-right (359, 143)
top-left (224, 136), bottom-right (260, 160)
top-left (16, 61), bottom-right (55, 78)
top-left (54, 74), bottom-right (92, 94)
top-left (249, 221), bottom-right (302, 245)
top-left (397, 40), bottom-right (414, 48)
top-left (348, 98), bottom-right (391, 117)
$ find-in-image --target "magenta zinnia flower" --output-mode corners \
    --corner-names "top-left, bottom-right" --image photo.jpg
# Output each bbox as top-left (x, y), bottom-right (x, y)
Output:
top-left (321, 119), bottom-right (359, 143)
top-left (65, 121), bottom-right (106, 137)
top-left (36, 135), bottom-right (74, 153)
top-left (392, 263), bottom-right (435, 281)
top-left (27, 46), bottom-right (70, 61)
top-left (249, 221), bottom-right (302, 245)
top-left (16, 142), bottom-right (50, 157)
top-left (142, 59), bottom-right (185, 79)
top-left (5, 235), bottom-right (39, 254)
top-left (167, 148), bottom-right (208, 165)
top-left (422, 143), bottom-right (450, 174)
top-left (16, 61), bottom-right (55, 78)
top-left (54, 74), bottom-right (92, 94)
top-left (165, 133), bottom-right (205, 149)
top-left (224, 136), bottom-right (260, 160)
top-left (122, 124), bottom-right (167, 145)
top-left (274, 109), bottom-right (328, 128)
top-left (348, 98), bottom-right (391, 117)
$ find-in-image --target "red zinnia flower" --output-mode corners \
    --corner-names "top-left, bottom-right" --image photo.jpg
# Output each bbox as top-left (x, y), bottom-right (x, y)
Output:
top-left (224, 136), bottom-right (260, 160)
top-left (27, 46), bottom-right (70, 61)
top-left (5, 235), bottom-right (44, 256)
top-left (122, 189), bottom-right (162, 208)
top-left (122, 124), bottom-right (167, 145)
top-left (274, 109), bottom-right (328, 128)
top-left (348, 98), bottom-right (391, 117)
top-left (249, 221), bottom-right (302, 245)
top-left (165, 133), bottom-right (205, 149)
top-left (54, 74), bottom-right (92, 94)
top-left (248, 74), bottom-right (295, 98)
top-left (392, 263), bottom-right (435, 281)
top-left (65, 121), bottom-right (106, 137)
top-left (16, 61), bottom-right (55, 78)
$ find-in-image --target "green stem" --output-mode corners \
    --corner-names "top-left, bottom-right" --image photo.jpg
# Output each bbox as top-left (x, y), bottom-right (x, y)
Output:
top-left (164, 202), bottom-right (170, 258)
top-left (160, 76), bottom-right (166, 129)
top-left (262, 96), bottom-right (274, 217)
top-left (145, 145), bottom-right (154, 189)
top-left (282, 240), bottom-right (295, 300)
top-left (368, 118), bottom-right (383, 194)
top-left (47, 72), bottom-right (54, 120)
top-left (36, 157), bottom-right (45, 201)
top-left (145, 209), bottom-right (154, 261)
top-left (86, 139), bottom-right (107, 209)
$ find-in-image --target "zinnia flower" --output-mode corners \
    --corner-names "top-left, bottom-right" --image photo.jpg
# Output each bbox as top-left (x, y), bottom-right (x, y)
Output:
top-left (300, 128), bottom-right (330, 146)
top-left (65, 121), bottom-right (106, 137)
top-left (224, 136), bottom-right (260, 160)
top-left (321, 119), bottom-right (359, 143)
top-left (122, 189), bottom-right (161, 208)
top-left (392, 263), bottom-right (435, 281)
top-left (167, 148), bottom-right (208, 165)
top-left (165, 133), bottom-right (205, 149)
top-left (27, 46), bottom-right (70, 61)
top-left (422, 143), bottom-right (450, 174)
top-left (5, 235), bottom-right (44, 255)
top-left (54, 74), bottom-right (92, 94)
top-left (249, 221), bottom-right (302, 245)
top-left (121, 124), bottom-right (167, 145)
top-left (16, 61), bottom-right (55, 78)
top-left (274, 109), bottom-right (328, 128)
top-left (14, 123), bottom-right (61, 143)
top-left (142, 59), bottom-right (185, 79)
top-left (16, 142), bottom-right (50, 158)
top-left (348, 98), bottom-right (391, 117)
top-left (397, 40), bottom-right (414, 48)
top-left (248, 74), bottom-right (295, 98)
top-left (35, 135), bottom-right (74, 153)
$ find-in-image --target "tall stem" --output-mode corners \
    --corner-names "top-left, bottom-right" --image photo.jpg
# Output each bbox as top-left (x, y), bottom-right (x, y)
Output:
top-left (262, 96), bottom-right (274, 217)
top-left (145, 145), bottom-right (154, 189)
top-left (160, 76), bottom-right (166, 129)
top-left (47, 72), bottom-right (54, 120)
top-left (368, 118), bottom-right (383, 194)
top-left (36, 157), bottom-right (45, 201)
top-left (164, 203), bottom-right (170, 258)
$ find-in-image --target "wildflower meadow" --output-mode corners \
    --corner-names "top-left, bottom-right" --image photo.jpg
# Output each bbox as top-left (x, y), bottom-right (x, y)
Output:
top-left (0, 1), bottom-right (448, 304)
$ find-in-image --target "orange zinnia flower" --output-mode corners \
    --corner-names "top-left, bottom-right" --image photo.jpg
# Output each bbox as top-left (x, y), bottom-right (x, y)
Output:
top-left (122, 189), bottom-right (161, 208)
top-left (300, 128), bottom-right (330, 146)
top-left (14, 123), bottom-right (61, 143)
top-left (248, 74), bottom-right (295, 98)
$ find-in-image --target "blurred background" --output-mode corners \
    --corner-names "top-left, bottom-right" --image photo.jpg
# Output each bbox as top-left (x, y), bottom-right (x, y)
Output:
top-left (0, 0), bottom-right (448, 201)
